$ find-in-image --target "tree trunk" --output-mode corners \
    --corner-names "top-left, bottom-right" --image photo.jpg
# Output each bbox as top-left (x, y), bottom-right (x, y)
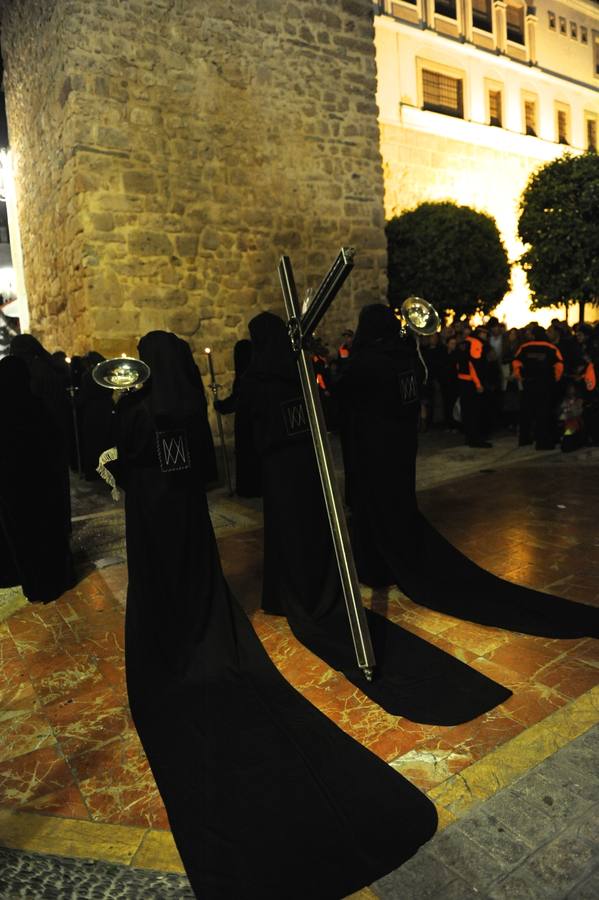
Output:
top-left (579, 300), bottom-right (586, 323)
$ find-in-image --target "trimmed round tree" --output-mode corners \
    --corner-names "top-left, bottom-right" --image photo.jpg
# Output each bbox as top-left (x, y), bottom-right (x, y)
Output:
top-left (518, 152), bottom-right (599, 322)
top-left (386, 201), bottom-right (510, 319)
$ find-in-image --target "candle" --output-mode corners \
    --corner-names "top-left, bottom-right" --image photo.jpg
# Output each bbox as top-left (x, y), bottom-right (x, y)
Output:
top-left (205, 346), bottom-right (216, 384)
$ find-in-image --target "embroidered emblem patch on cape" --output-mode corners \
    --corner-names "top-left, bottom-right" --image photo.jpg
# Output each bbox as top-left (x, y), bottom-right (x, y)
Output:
top-left (156, 429), bottom-right (192, 472)
top-left (399, 371), bottom-right (418, 404)
top-left (281, 397), bottom-right (310, 437)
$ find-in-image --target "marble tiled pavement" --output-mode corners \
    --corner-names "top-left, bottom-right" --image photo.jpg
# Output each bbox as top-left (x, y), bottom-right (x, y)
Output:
top-left (0, 438), bottom-right (597, 898)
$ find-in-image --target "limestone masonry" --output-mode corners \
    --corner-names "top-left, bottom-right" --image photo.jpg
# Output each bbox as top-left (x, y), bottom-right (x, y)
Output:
top-left (0, 0), bottom-right (387, 384)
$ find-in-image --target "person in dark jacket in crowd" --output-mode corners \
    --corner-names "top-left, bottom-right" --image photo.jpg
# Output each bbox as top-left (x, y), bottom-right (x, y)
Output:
top-left (455, 326), bottom-right (492, 447)
top-left (512, 325), bottom-right (563, 449)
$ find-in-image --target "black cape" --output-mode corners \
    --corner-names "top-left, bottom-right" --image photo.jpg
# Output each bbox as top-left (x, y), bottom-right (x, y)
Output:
top-left (10, 334), bottom-right (72, 527)
top-left (239, 313), bottom-right (511, 725)
top-left (117, 331), bottom-right (437, 900)
top-left (0, 357), bottom-right (74, 602)
top-left (214, 339), bottom-right (262, 497)
top-left (78, 353), bottom-right (115, 480)
top-left (337, 305), bottom-right (599, 640)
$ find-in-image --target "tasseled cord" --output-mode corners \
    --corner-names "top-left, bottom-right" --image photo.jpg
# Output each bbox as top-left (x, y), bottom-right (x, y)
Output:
top-left (97, 447), bottom-right (121, 501)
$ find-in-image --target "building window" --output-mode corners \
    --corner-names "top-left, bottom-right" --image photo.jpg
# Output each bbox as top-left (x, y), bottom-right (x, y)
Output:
top-left (588, 118), bottom-right (597, 152)
top-left (570, 22), bottom-right (578, 40)
top-left (489, 89), bottom-right (502, 126)
top-left (422, 68), bottom-right (464, 118)
top-left (506, 4), bottom-right (525, 44)
top-left (435, 0), bottom-right (457, 19)
top-left (524, 99), bottom-right (537, 136)
top-left (548, 11), bottom-right (556, 30)
top-left (472, 0), bottom-right (492, 32)
top-left (556, 105), bottom-right (570, 144)
top-left (581, 26), bottom-right (588, 44)
top-left (595, 34), bottom-right (599, 76)
top-left (559, 17), bottom-right (566, 35)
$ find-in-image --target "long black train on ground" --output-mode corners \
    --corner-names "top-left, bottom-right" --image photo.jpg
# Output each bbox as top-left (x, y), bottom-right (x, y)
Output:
top-left (336, 304), bottom-right (599, 641)
top-left (238, 312), bottom-right (512, 725)
top-left (110, 330), bottom-right (438, 900)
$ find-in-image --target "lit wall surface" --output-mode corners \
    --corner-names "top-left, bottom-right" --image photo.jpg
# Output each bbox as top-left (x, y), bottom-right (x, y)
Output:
top-left (374, 1), bottom-right (599, 325)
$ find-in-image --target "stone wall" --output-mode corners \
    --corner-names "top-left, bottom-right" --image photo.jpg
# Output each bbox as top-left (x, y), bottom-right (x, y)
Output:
top-left (1, 0), bottom-right (388, 387)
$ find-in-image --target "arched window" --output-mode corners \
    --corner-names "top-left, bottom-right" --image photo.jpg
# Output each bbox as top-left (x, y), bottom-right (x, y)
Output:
top-left (506, 2), bottom-right (525, 44)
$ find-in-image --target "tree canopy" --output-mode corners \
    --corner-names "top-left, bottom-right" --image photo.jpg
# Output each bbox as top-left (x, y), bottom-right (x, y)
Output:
top-left (518, 152), bottom-right (599, 320)
top-left (386, 201), bottom-right (510, 318)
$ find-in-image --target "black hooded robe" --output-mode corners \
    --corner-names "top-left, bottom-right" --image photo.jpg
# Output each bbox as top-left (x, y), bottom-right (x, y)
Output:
top-left (10, 334), bottom-right (72, 529)
top-left (238, 313), bottom-right (511, 726)
top-left (214, 339), bottom-right (262, 497)
top-left (0, 357), bottom-right (74, 602)
top-left (77, 352), bottom-right (115, 481)
top-left (116, 332), bottom-right (437, 900)
top-left (337, 305), bottom-right (599, 640)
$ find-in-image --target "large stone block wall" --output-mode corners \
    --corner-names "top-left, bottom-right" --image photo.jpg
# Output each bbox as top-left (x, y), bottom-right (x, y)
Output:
top-left (1, 0), bottom-right (388, 385)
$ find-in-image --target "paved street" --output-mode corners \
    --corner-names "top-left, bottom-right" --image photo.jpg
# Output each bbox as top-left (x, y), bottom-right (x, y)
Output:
top-left (0, 432), bottom-right (597, 898)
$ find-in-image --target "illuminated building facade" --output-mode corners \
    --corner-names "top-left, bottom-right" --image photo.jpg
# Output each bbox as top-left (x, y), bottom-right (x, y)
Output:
top-left (374, 0), bottom-right (599, 324)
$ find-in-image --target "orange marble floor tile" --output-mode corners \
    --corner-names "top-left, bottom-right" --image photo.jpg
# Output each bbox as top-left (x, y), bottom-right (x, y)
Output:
top-left (0, 657), bottom-right (37, 712)
top-left (496, 681), bottom-right (569, 727)
top-left (27, 647), bottom-right (104, 706)
top-left (439, 621), bottom-right (511, 657)
top-left (0, 624), bottom-right (20, 664)
top-left (412, 706), bottom-right (526, 767)
top-left (44, 683), bottom-right (131, 759)
top-left (483, 640), bottom-right (569, 680)
top-left (0, 746), bottom-right (77, 811)
top-left (20, 783), bottom-right (90, 820)
top-left (72, 735), bottom-right (168, 829)
top-left (535, 656), bottom-right (599, 699)
top-left (0, 710), bottom-right (55, 764)
top-left (7, 605), bottom-right (73, 658)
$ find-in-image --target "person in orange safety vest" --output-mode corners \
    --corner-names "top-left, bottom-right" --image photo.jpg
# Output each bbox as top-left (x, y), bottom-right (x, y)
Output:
top-left (456, 327), bottom-right (492, 448)
top-left (512, 325), bottom-right (563, 450)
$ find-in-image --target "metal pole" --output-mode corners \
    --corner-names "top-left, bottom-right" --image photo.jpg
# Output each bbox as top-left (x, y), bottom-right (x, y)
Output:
top-left (278, 255), bottom-right (375, 681)
top-left (65, 358), bottom-right (83, 478)
top-left (205, 348), bottom-right (234, 497)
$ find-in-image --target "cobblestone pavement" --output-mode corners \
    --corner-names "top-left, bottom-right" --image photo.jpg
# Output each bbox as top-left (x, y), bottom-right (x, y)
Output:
top-left (0, 848), bottom-right (194, 899)
top-left (373, 724), bottom-right (599, 900)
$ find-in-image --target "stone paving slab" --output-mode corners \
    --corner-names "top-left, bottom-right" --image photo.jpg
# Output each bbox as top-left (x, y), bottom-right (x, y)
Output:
top-left (372, 723), bottom-right (599, 899)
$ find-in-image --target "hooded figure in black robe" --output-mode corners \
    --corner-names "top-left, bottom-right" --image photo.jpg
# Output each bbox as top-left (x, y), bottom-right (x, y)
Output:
top-left (214, 338), bottom-right (261, 497)
top-left (237, 312), bottom-right (511, 725)
top-left (77, 352), bottom-right (115, 481)
top-left (113, 330), bottom-right (437, 900)
top-left (337, 305), bottom-right (599, 640)
top-left (0, 357), bottom-right (74, 601)
top-left (10, 334), bottom-right (71, 528)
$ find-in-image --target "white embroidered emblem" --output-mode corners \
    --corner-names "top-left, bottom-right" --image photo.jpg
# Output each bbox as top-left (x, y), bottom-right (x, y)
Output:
top-left (156, 429), bottom-right (192, 472)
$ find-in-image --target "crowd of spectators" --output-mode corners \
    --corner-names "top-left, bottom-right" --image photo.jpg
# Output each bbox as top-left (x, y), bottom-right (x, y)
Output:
top-left (420, 317), bottom-right (599, 451)
top-left (321, 316), bottom-right (599, 453)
